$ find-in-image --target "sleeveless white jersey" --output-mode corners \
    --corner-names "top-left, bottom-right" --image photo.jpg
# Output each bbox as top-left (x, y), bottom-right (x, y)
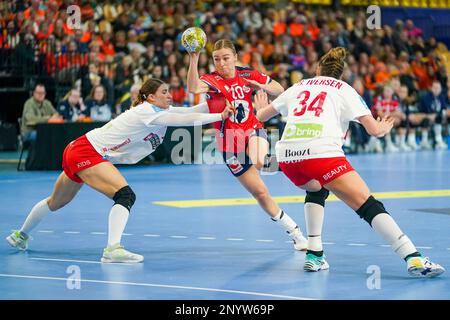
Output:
top-left (86, 102), bottom-right (169, 164)
top-left (272, 76), bottom-right (372, 162)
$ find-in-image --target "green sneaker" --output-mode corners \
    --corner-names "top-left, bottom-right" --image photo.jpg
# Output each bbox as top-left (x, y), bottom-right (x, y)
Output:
top-left (101, 244), bottom-right (144, 263)
top-left (6, 230), bottom-right (30, 251)
top-left (304, 252), bottom-right (329, 272)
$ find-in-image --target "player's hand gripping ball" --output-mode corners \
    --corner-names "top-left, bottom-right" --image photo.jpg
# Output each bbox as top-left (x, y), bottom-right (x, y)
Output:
top-left (181, 27), bottom-right (207, 53)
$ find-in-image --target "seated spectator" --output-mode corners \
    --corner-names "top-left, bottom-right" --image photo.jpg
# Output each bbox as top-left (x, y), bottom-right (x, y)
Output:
top-left (418, 81), bottom-right (448, 149)
top-left (115, 83), bottom-right (140, 115)
top-left (57, 88), bottom-right (88, 122)
top-left (169, 75), bottom-right (186, 107)
top-left (371, 85), bottom-right (407, 152)
top-left (84, 85), bottom-right (112, 121)
top-left (21, 83), bottom-right (62, 141)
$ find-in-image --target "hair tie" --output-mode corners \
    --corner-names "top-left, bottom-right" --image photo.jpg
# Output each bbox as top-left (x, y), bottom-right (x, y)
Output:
top-left (142, 93), bottom-right (147, 100)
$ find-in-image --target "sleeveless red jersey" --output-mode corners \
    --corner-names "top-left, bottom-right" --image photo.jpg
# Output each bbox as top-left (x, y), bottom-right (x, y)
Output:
top-left (200, 67), bottom-right (271, 153)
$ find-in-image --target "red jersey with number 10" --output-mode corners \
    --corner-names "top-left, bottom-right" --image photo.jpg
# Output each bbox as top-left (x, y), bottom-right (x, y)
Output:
top-left (200, 66), bottom-right (271, 153)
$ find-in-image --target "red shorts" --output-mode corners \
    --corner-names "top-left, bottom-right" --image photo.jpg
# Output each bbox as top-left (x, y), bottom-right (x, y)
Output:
top-left (62, 135), bottom-right (108, 183)
top-left (279, 157), bottom-right (354, 187)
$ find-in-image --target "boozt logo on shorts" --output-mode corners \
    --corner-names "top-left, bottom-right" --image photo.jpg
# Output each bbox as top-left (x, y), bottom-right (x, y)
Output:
top-left (283, 123), bottom-right (323, 139)
top-left (226, 156), bottom-right (243, 174)
top-left (323, 164), bottom-right (348, 181)
top-left (285, 148), bottom-right (310, 158)
top-left (76, 160), bottom-right (91, 168)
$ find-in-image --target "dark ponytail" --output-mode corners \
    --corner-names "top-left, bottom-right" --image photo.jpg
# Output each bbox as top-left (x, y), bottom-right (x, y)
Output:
top-left (131, 78), bottom-right (165, 107)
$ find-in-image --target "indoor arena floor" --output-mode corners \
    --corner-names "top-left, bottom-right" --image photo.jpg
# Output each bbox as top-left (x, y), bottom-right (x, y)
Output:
top-left (0, 151), bottom-right (449, 300)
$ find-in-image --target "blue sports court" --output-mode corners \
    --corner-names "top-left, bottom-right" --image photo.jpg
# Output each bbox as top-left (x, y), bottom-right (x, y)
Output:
top-left (0, 150), bottom-right (449, 300)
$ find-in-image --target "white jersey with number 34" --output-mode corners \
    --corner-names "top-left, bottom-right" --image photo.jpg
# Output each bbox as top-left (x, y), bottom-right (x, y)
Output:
top-left (271, 76), bottom-right (372, 162)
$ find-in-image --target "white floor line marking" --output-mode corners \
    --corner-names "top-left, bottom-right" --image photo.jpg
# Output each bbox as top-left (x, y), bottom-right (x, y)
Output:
top-left (322, 242), bottom-right (335, 245)
top-left (29, 257), bottom-right (135, 266)
top-left (197, 237), bottom-right (216, 240)
top-left (226, 238), bottom-right (244, 241)
top-left (347, 243), bottom-right (367, 246)
top-left (122, 233), bottom-right (133, 236)
top-left (415, 246), bottom-right (432, 249)
top-left (90, 232), bottom-right (106, 235)
top-left (63, 231), bottom-right (80, 234)
top-left (143, 234), bottom-right (160, 237)
top-left (37, 230), bottom-right (53, 233)
top-left (0, 273), bottom-right (314, 300)
top-left (170, 235), bottom-right (188, 239)
top-left (379, 244), bottom-right (391, 247)
top-left (256, 240), bottom-right (274, 243)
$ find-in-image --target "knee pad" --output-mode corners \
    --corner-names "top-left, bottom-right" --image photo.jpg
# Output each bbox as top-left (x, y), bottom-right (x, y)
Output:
top-left (420, 118), bottom-right (431, 128)
top-left (305, 187), bottom-right (330, 207)
top-left (355, 196), bottom-right (388, 226)
top-left (399, 120), bottom-right (408, 128)
top-left (435, 114), bottom-right (443, 124)
top-left (113, 185), bottom-right (136, 211)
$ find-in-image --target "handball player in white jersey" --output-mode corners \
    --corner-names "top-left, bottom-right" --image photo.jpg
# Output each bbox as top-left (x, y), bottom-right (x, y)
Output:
top-left (6, 78), bottom-right (234, 263)
top-left (254, 47), bottom-right (444, 277)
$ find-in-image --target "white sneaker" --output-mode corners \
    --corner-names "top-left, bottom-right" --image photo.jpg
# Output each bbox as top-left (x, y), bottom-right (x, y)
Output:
top-left (289, 227), bottom-right (307, 251)
top-left (406, 141), bottom-right (420, 151)
top-left (101, 244), bottom-right (144, 263)
top-left (398, 144), bottom-right (413, 152)
top-left (420, 140), bottom-right (432, 150)
top-left (407, 256), bottom-right (445, 277)
top-left (385, 144), bottom-right (400, 153)
top-left (435, 140), bottom-right (447, 150)
top-left (6, 230), bottom-right (30, 251)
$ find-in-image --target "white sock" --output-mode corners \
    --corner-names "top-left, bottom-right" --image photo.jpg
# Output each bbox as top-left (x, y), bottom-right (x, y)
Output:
top-left (371, 213), bottom-right (418, 259)
top-left (271, 210), bottom-right (298, 234)
top-left (407, 131), bottom-right (416, 145)
top-left (305, 203), bottom-right (324, 251)
top-left (434, 124), bottom-right (443, 143)
top-left (107, 204), bottom-right (130, 247)
top-left (385, 133), bottom-right (393, 146)
top-left (20, 198), bottom-right (51, 235)
top-left (422, 130), bottom-right (429, 143)
top-left (398, 134), bottom-right (406, 147)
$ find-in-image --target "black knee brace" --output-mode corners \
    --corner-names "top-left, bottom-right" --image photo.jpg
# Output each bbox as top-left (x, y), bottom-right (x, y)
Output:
top-left (305, 187), bottom-right (330, 207)
top-left (113, 185), bottom-right (136, 211)
top-left (435, 114), bottom-right (443, 124)
top-left (420, 118), bottom-right (431, 128)
top-left (355, 196), bottom-right (388, 226)
top-left (399, 120), bottom-right (408, 128)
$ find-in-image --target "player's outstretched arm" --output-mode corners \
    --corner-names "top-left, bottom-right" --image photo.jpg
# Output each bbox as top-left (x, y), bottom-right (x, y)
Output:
top-left (359, 115), bottom-right (395, 137)
top-left (254, 90), bottom-right (279, 122)
top-left (152, 105), bottom-right (234, 127)
top-left (168, 102), bottom-right (209, 114)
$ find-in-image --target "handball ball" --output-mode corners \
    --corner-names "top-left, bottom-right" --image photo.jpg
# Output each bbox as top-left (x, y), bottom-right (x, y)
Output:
top-left (181, 27), bottom-right (207, 53)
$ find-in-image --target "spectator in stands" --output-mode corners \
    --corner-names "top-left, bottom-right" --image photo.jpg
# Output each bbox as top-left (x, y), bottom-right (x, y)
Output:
top-left (418, 81), bottom-right (448, 149)
top-left (169, 75), bottom-right (186, 107)
top-left (84, 84), bottom-right (112, 122)
top-left (396, 85), bottom-right (420, 150)
top-left (21, 83), bottom-right (62, 141)
top-left (57, 88), bottom-right (88, 122)
top-left (115, 83), bottom-right (140, 115)
top-left (373, 85), bottom-right (408, 152)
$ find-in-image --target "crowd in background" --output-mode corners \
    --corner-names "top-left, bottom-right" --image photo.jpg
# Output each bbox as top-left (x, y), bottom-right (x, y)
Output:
top-left (1, 0), bottom-right (450, 152)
